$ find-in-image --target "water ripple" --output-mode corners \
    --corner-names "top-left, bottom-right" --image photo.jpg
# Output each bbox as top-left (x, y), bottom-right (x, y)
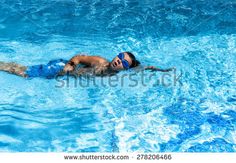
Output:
top-left (0, 0), bottom-right (236, 152)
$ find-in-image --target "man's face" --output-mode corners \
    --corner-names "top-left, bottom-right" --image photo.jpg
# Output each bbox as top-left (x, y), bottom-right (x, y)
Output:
top-left (110, 52), bottom-right (132, 71)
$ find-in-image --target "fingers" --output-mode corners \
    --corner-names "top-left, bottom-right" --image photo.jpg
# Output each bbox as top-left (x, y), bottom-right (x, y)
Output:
top-left (168, 67), bottom-right (176, 71)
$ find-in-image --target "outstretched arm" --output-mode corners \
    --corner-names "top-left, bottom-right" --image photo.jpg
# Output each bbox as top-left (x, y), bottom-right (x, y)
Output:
top-left (63, 54), bottom-right (107, 72)
top-left (144, 66), bottom-right (175, 72)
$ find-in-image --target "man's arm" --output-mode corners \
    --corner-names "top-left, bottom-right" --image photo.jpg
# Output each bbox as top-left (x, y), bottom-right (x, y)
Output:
top-left (144, 66), bottom-right (175, 72)
top-left (63, 55), bottom-right (107, 72)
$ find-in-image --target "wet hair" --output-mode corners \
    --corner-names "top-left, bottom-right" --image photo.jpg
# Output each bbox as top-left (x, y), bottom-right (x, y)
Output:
top-left (125, 52), bottom-right (140, 68)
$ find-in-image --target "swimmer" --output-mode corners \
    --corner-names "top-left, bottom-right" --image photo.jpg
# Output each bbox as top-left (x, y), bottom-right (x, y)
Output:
top-left (0, 52), bottom-right (174, 78)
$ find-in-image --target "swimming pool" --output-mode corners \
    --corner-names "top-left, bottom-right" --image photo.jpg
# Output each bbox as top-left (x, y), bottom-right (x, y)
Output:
top-left (0, 0), bottom-right (235, 152)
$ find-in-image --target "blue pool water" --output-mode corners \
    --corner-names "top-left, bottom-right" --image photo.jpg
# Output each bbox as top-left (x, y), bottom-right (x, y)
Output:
top-left (0, 0), bottom-right (236, 152)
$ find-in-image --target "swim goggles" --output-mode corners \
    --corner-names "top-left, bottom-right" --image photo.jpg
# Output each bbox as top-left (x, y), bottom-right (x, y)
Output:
top-left (117, 53), bottom-right (130, 69)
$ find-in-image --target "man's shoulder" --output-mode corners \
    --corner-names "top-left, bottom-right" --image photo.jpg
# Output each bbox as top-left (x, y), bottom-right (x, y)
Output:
top-left (94, 56), bottom-right (109, 64)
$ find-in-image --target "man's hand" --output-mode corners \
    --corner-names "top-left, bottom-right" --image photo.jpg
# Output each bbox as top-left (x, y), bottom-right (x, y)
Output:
top-left (63, 64), bottom-right (75, 72)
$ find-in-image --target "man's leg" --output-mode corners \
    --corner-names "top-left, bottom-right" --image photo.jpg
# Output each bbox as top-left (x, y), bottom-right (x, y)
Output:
top-left (0, 61), bottom-right (27, 77)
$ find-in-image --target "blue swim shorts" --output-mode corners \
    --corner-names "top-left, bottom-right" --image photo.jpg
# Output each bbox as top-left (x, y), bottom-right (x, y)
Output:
top-left (25, 59), bottom-right (68, 78)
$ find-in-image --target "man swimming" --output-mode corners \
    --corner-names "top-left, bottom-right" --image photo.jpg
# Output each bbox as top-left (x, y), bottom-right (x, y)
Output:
top-left (0, 52), bottom-right (174, 78)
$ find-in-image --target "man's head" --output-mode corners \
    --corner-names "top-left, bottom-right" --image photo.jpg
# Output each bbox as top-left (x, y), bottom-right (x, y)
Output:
top-left (110, 52), bottom-right (140, 71)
